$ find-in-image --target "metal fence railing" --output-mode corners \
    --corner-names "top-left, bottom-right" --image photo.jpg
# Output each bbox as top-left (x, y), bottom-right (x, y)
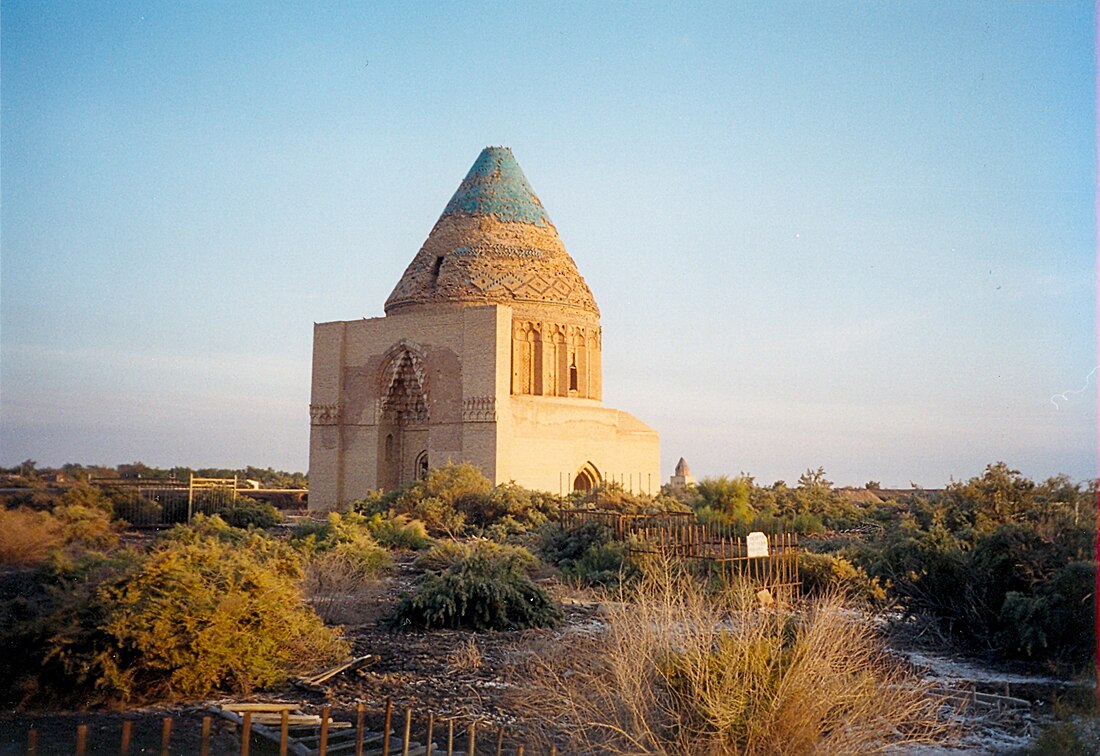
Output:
top-left (560, 509), bottom-right (800, 598)
top-left (90, 475), bottom-right (238, 527)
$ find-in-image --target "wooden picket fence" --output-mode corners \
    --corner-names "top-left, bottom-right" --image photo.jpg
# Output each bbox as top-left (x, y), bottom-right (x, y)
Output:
top-left (560, 509), bottom-right (801, 598)
top-left (18, 698), bottom-right (549, 756)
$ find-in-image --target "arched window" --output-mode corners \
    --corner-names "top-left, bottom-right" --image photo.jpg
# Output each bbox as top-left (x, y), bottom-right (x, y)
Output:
top-left (415, 450), bottom-right (429, 479)
top-left (569, 359), bottom-right (578, 392)
top-left (384, 434), bottom-right (394, 461)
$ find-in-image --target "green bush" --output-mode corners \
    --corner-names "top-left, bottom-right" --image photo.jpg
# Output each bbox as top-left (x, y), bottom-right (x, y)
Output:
top-left (457, 482), bottom-right (562, 536)
top-left (404, 496), bottom-right (467, 536)
top-left (219, 497), bottom-right (282, 529)
top-left (3, 525), bottom-right (348, 706)
top-left (388, 540), bottom-right (560, 631)
top-left (291, 518), bottom-right (331, 541)
top-left (692, 476), bottom-right (754, 524)
top-left (414, 540), bottom-right (539, 575)
top-left (356, 463), bottom-right (565, 537)
top-left (293, 512), bottom-right (391, 576)
top-left (539, 521), bottom-right (638, 587)
top-left (364, 513), bottom-right (434, 550)
top-left (799, 551), bottom-right (886, 604)
top-left (870, 477), bottom-right (1097, 669)
top-left (997, 561), bottom-right (1096, 663)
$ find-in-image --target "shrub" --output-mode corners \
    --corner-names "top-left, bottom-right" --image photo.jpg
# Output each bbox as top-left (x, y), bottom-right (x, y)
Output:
top-left (5, 526), bottom-right (348, 705)
top-left (106, 490), bottom-right (163, 526)
top-left (303, 548), bottom-right (383, 625)
top-left (518, 566), bottom-right (954, 754)
top-left (387, 540), bottom-right (560, 631)
top-left (799, 551), bottom-right (886, 604)
top-left (873, 510), bottom-right (1096, 667)
top-left (692, 475), bottom-right (754, 524)
top-left (402, 495), bottom-right (466, 537)
top-left (408, 462), bottom-right (493, 505)
top-left (295, 513), bottom-right (390, 624)
top-left (219, 497), bottom-right (282, 529)
top-left (414, 540), bottom-right (539, 575)
top-left (0, 508), bottom-right (64, 565)
top-left (293, 512), bottom-right (391, 577)
top-left (457, 483), bottom-right (562, 534)
top-left (1013, 682), bottom-right (1099, 755)
top-left (997, 561), bottom-right (1096, 663)
top-left (364, 513), bottom-right (434, 550)
top-left (291, 518), bottom-right (331, 541)
top-left (539, 521), bottom-right (638, 588)
top-left (0, 505), bottom-right (117, 566)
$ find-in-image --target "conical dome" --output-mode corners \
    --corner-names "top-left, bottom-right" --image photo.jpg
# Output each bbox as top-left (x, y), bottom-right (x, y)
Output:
top-left (384, 147), bottom-right (599, 318)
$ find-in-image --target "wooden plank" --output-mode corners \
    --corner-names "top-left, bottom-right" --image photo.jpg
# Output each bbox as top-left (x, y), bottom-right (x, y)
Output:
top-left (251, 715), bottom-right (352, 727)
top-left (322, 736), bottom-right (412, 755)
top-left (223, 703), bottom-right (302, 712)
top-left (215, 707), bottom-right (313, 756)
top-left (300, 655), bottom-right (377, 686)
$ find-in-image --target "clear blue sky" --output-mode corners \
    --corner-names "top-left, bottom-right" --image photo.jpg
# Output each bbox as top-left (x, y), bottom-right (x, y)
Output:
top-left (2, 1), bottom-right (1095, 487)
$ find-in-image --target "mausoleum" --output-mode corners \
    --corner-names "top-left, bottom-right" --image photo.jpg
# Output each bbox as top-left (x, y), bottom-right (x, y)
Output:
top-left (308, 147), bottom-right (659, 509)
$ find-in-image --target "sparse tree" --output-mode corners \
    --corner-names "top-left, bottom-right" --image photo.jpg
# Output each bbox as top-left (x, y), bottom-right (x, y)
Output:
top-left (693, 475), bottom-right (754, 524)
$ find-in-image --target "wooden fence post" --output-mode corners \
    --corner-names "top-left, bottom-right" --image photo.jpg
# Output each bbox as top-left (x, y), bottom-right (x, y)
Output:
top-left (356, 702), bottom-right (365, 756)
top-left (319, 705), bottom-right (330, 755)
top-left (121, 720), bottom-right (133, 756)
top-left (75, 724), bottom-right (87, 756)
top-left (25, 727), bottom-right (37, 756)
top-left (200, 716), bottom-right (211, 756)
top-left (402, 708), bottom-right (412, 756)
top-left (467, 721), bottom-right (476, 756)
top-left (382, 698), bottom-right (393, 756)
top-left (280, 710), bottom-right (289, 756)
top-left (241, 712), bottom-right (252, 756)
top-left (160, 717), bottom-right (172, 756)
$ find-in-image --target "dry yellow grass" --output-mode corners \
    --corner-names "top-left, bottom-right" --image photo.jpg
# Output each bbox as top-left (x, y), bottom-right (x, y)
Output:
top-left (447, 636), bottom-right (483, 672)
top-left (302, 549), bottom-right (380, 625)
top-left (518, 562), bottom-right (956, 754)
top-left (0, 507), bottom-right (64, 565)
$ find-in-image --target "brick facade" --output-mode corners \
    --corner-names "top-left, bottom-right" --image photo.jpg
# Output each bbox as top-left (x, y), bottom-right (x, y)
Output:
top-left (308, 148), bottom-right (659, 509)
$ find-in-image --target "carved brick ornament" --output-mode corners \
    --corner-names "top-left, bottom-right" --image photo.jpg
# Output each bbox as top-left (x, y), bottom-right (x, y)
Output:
top-left (462, 396), bottom-right (498, 422)
top-left (310, 404), bottom-right (341, 425)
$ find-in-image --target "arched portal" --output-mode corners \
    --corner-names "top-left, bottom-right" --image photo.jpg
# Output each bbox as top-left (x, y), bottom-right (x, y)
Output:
top-left (572, 461), bottom-right (601, 494)
top-left (377, 343), bottom-right (429, 490)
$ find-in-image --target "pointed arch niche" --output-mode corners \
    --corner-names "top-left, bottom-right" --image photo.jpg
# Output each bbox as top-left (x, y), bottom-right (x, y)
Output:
top-left (377, 341), bottom-right (430, 489)
top-left (572, 461), bottom-right (601, 494)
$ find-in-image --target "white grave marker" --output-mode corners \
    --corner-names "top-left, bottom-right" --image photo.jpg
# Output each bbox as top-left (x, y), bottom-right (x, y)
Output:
top-left (746, 531), bottom-right (769, 558)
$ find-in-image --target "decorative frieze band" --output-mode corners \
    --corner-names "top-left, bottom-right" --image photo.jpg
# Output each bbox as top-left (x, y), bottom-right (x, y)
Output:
top-left (310, 403), bottom-right (341, 425)
top-left (462, 396), bottom-right (497, 423)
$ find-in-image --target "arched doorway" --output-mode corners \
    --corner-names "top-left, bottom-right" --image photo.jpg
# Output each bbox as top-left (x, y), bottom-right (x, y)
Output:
top-left (573, 462), bottom-right (600, 494)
